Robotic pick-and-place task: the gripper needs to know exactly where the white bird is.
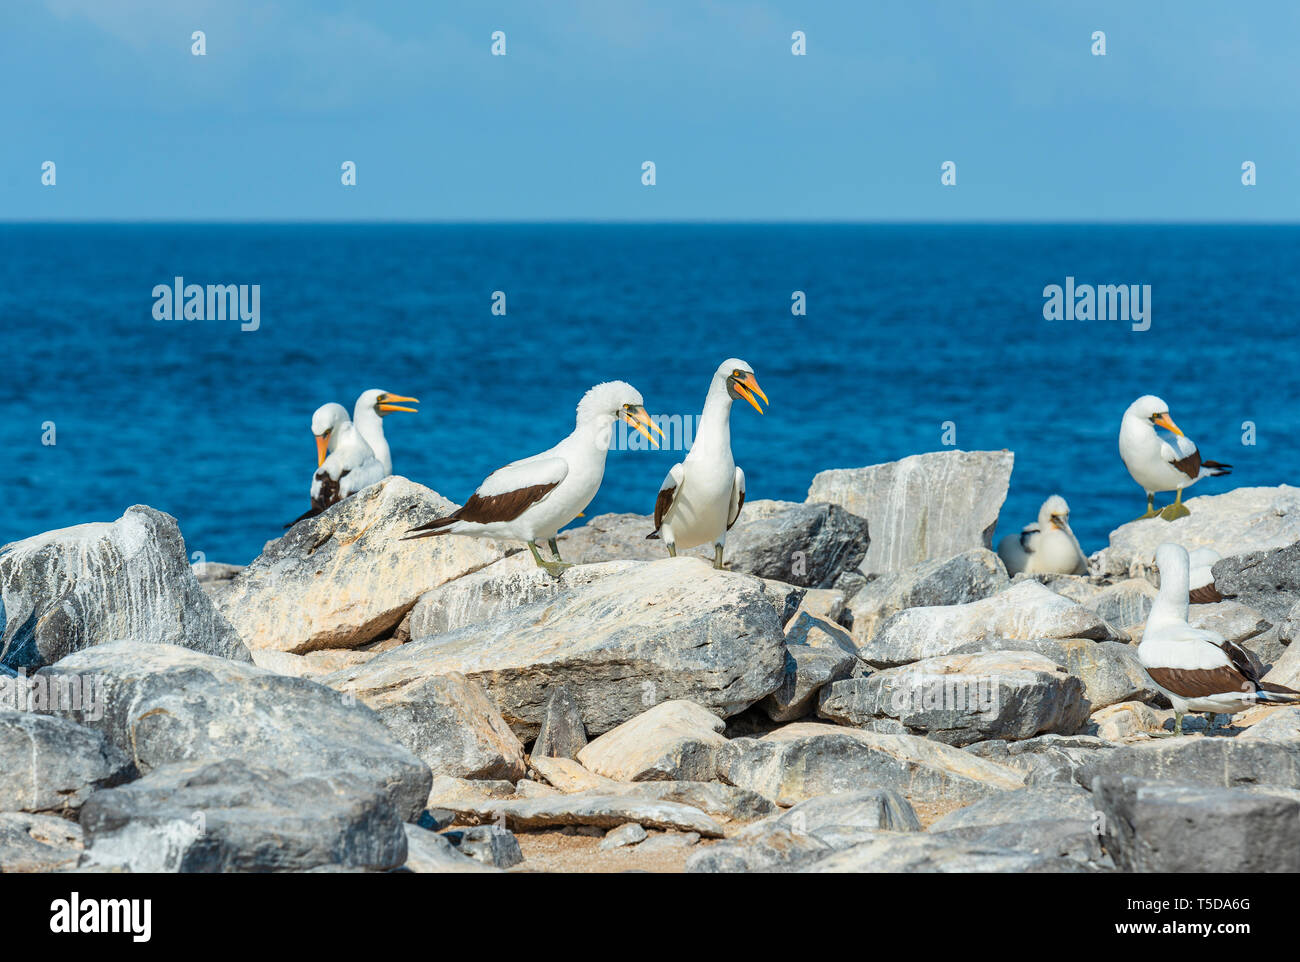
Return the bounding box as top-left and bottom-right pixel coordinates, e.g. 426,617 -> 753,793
1119,395 -> 1231,522
996,495 -> 1088,576
646,359 -> 768,569
404,381 -> 662,576
1187,546 -> 1223,604
1139,542 -> 1300,736
286,403 -> 386,527
352,388 -> 419,476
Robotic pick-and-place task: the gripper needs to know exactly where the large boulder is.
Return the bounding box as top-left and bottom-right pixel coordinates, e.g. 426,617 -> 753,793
816,650 -> 1089,746
38,641 -> 431,820
1095,486 -> 1300,579
1093,775 -> 1300,872
1211,542 -> 1300,623
929,784 -> 1095,832
800,833 -> 1092,873
1077,736 -> 1300,793
715,722 -> 1024,807
0,711 -> 133,814
861,581 -> 1126,668
0,506 -> 249,670
843,549 -> 1009,644
325,558 -> 787,741
217,477 -> 505,654
760,633 -> 858,723
78,759 -> 408,873
576,700 -> 727,782
807,450 -> 1014,578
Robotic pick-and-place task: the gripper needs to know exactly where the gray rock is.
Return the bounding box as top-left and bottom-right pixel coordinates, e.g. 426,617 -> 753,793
38,641 -> 431,821
1189,602 -> 1271,645
78,759 -> 408,872
1281,600 -> 1300,645
0,710 -> 133,814
801,832 -> 1093,873
1078,737 -> 1300,792
687,827 -> 834,873
576,700 -> 727,782
967,734 -> 1121,788
1212,541 -> 1300,623
1239,706 -> 1300,741
716,722 -> 1024,807
759,579 -> 808,626
600,822 -> 647,850
616,781 -> 777,821
1265,639 -> 1300,690
719,500 -> 870,589
0,505 -> 249,670
756,789 -> 921,848
402,824 -> 500,873
1085,579 -> 1157,629
863,581 -> 1126,668
533,686 -> 588,760
1095,486 -> 1300,580
948,637 -> 1159,711
1241,626 -> 1287,673
637,831 -> 700,854
1093,775 -> 1300,872
443,825 -> 524,868
342,670 -> 526,782
807,450 -> 1014,578
817,650 -> 1088,746
928,785 -> 1096,832
435,792 -> 725,837
928,819 -> 1110,870
761,639 -> 857,722
325,558 -> 786,741
0,812 -> 84,872
218,477 -> 505,654
844,549 -> 1009,645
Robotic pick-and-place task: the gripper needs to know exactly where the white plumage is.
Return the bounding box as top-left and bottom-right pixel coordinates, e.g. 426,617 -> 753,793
287,402 -> 386,527
648,358 -> 767,569
1119,395 -> 1231,520
405,381 -> 661,574
996,495 -> 1088,575
352,388 -> 419,476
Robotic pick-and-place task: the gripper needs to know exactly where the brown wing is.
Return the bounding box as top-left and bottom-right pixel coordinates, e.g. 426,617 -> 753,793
451,481 -> 560,525
727,487 -> 745,531
1170,448 -> 1202,481
652,482 -> 676,533
1146,663 -> 1254,699
1188,583 -> 1224,604
313,469 -> 345,512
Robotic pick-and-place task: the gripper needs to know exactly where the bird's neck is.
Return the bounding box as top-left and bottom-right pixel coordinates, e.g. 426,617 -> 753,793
692,383 -> 733,453
1149,565 -> 1190,627
353,407 -> 391,473
570,414 -> 617,464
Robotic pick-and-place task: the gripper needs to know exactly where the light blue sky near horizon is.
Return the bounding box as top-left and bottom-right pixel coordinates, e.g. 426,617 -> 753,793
3,0 -> 1298,222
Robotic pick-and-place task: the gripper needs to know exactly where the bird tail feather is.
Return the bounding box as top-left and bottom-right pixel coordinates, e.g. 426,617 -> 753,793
645,529 -> 660,540
1201,460 -> 1233,477
402,516 -> 457,541
1258,682 -> 1300,702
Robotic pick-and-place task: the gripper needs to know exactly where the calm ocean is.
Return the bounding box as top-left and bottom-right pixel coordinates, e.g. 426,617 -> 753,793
1,223 -> 1296,565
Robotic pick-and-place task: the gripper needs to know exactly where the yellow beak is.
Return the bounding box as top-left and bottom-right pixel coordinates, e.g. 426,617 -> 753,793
378,394 -> 420,414
733,372 -> 769,415
315,433 -> 330,467
1153,412 -> 1183,436
621,405 -> 664,447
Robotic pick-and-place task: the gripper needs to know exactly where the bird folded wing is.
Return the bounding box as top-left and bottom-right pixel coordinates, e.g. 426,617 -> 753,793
727,466 -> 746,530
1146,663 -> 1253,699
1160,433 -> 1202,480
652,463 -> 685,531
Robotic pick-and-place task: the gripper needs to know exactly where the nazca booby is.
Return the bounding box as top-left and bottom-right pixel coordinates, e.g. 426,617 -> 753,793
404,381 -> 662,576
352,389 -> 419,476
996,495 -> 1088,575
287,402 -> 386,527
1140,542 -> 1300,735
646,359 -> 768,569
1119,395 -> 1231,521
1187,547 -> 1223,604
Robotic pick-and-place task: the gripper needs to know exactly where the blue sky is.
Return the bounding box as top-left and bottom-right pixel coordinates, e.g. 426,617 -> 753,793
4,0 -> 1298,221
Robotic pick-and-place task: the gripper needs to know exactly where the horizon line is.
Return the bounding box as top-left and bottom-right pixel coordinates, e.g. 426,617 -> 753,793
3,218 -> 1300,227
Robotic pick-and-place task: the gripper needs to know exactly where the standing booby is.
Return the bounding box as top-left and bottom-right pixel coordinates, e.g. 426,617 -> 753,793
646,359 -> 768,569
1187,547 -> 1223,604
352,389 -> 419,476
1119,395 -> 1232,521
286,403 -> 386,527
403,381 -> 662,576
996,495 -> 1088,576
1139,542 -> 1300,735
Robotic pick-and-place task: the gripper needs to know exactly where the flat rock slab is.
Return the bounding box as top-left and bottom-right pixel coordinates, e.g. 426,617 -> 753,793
325,557 -> 787,741
968,734 -> 1121,788
928,785 -> 1096,832
0,812 -> 84,872
79,759 -> 408,873
1093,775 -> 1300,872
218,477 -> 505,654
818,650 -> 1088,746
1078,736 -> 1300,792
744,789 -> 921,850
845,549 -> 1009,645
687,827 -> 834,873
948,637 -> 1158,711
0,505 -> 249,670
716,722 -> 1024,807
1211,541 -> 1300,623
438,792 -> 725,838
863,581 -> 1126,668
38,641 -> 431,821
800,832 -> 1093,873
807,450 -> 1014,578
577,699 -> 726,782
0,710 -> 133,814
1096,486 -> 1300,579
402,824 -> 501,873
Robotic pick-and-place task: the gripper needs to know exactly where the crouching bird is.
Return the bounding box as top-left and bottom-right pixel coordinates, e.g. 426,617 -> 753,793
404,381 -> 661,577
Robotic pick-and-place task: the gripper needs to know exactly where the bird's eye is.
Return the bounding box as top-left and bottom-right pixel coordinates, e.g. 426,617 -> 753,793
732,370 -> 742,378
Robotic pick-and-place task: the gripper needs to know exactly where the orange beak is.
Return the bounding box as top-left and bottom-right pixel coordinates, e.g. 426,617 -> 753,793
733,372 -> 769,415
315,433 -> 330,467
620,404 -> 665,447
378,393 -> 420,415
1153,412 -> 1183,436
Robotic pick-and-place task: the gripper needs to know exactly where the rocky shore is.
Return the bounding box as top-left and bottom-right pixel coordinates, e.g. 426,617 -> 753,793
3,449 -> 1300,873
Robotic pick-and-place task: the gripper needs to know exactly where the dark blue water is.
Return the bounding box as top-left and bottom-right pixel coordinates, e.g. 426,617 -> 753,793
1,224 -> 1295,564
